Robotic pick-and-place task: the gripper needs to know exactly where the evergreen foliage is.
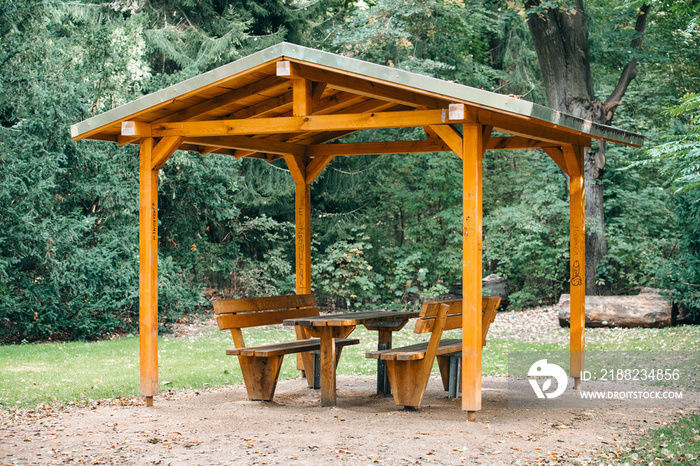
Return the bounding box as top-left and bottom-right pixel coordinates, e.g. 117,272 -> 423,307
1,0 -> 699,341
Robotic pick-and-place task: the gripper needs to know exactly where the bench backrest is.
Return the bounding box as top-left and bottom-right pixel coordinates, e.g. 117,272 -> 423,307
413,297 -> 501,345
213,294 -> 320,329
213,294 -> 320,348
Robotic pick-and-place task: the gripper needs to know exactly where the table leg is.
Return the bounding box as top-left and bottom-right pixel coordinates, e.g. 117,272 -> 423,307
377,328 -> 392,396
319,327 -> 336,406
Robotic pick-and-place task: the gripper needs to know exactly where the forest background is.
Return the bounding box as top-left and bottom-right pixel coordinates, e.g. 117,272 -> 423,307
1,0 -> 698,343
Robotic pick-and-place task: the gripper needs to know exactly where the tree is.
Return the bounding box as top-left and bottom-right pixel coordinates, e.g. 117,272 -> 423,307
523,0 -> 650,294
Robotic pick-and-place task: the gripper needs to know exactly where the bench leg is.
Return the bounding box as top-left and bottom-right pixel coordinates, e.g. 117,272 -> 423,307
437,355 -> 451,391
300,352 -> 316,388
237,355 -> 284,401
384,360 -> 429,408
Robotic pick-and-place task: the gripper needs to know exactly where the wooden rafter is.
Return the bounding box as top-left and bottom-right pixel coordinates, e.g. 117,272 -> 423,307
277,61 -> 442,109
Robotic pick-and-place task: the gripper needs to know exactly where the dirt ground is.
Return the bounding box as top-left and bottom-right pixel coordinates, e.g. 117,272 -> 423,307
2,307 -> 696,465
1,374 -> 696,466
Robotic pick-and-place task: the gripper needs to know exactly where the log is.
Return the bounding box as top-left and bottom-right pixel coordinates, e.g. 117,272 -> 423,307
558,290 -> 673,328
482,274 -> 509,309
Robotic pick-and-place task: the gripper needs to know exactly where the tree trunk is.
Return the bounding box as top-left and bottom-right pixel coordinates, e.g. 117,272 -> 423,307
558,290 -> 673,328
525,0 -> 650,295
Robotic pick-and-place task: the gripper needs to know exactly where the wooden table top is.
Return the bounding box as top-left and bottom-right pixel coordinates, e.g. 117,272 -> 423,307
284,310 -> 420,327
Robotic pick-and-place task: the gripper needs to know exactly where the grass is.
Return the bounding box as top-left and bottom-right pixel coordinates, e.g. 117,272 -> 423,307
2,321 -> 698,408
1,318 -> 698,463
616,414 -> 700,464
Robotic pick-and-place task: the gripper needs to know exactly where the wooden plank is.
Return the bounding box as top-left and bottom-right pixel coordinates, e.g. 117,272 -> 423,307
229,339 -> 321,356
227,93 -> 293,120
213,294 -> 317,314
567,145 -> 586,382
417,299 -> 462,319
138,138 -> 158,399
366,339 -> 462,361
462,122 -> 483,414
286,310 -> 420,327
153,76 -> 288,124
228,337 -> 360,357
216,307 -> 320,329
150,109 -> 473,138
414,297 -> 501,333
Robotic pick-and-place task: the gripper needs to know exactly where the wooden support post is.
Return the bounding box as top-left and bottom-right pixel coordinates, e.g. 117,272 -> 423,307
462,123 -> 484,419
139,138 -> 158,405
564,145 -> 586,387
295,181 -> 312,294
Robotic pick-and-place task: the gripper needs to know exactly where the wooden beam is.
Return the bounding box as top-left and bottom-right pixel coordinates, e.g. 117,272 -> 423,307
139,138 -> 158,404
306,139 -> 450,157
293,172 -> 312,295
277,61 -> 443,109
151,109 -> 473,138
153,76 -> 288,124
482,125 -> 493,155
311,82 -> 327,108
151,136 -> 184,170
117,135 -> 139,146
306,155 -> 334,183
293,78 -> 313,116
122,121 -> 151,138
542,147 -> 569,175
284,154 -> 308,186
462,122 -> 484,418
477,110 -> 591,147
429,124 -> 463,158
562,144 -> 584,179
181,135 -> 306,157
489,136 -> 561,150
565,144 -> 586,387
227,93 -> 293,120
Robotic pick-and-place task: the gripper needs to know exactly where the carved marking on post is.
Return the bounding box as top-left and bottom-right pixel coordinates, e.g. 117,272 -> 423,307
151,203 -> 157,241
571,260 -> 583,287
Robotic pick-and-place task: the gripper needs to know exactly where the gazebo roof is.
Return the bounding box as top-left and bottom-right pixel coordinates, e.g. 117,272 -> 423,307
70,42 -> 643,157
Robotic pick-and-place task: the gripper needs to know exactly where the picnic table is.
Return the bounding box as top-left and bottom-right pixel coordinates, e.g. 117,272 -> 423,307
284,310 -> 420,406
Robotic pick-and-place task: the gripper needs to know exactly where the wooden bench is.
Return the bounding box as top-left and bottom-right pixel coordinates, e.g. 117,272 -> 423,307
366,297 -> 500,409
213,294 -> 359,402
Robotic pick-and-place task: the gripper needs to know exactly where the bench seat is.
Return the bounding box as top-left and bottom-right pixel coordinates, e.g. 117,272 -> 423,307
364,297 -> 500,409
366,338 -> 461,361
228,337 -> 360,357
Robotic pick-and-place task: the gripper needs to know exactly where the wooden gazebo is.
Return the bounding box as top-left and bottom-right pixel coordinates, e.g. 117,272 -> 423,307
70,43 -> 643,417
